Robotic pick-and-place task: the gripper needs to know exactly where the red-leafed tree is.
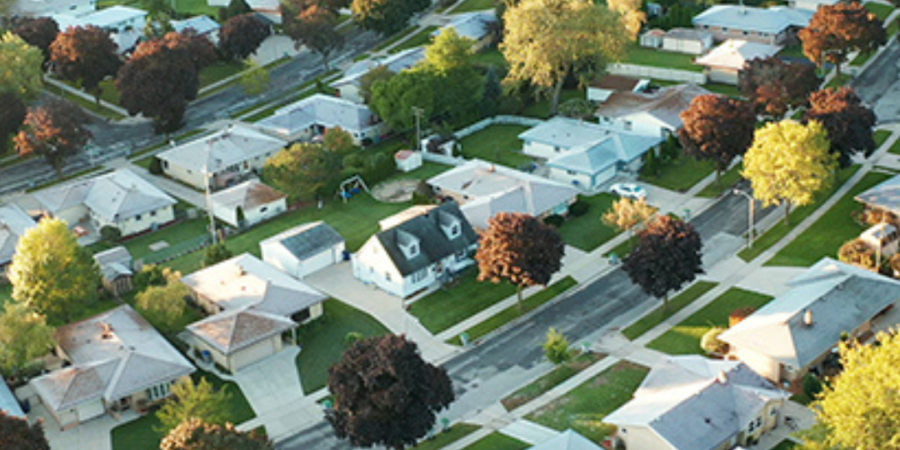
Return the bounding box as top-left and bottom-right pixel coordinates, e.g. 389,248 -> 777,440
218,14 -> 271,60
0,92 -> 26,155
326,335 -> 454,450
476,212 -> 566,309
739,56 -> 820,117
50,25 -> 121,102
622,215 -> 703,306
287,5 -> 344,70
805,86 -> 877,168
0,411 -> 50,450
14,99 -> 92,178
162,28 -> 217,72
799,1 -> 886,77
13,17 -> 59,63
678,94 -> 756,180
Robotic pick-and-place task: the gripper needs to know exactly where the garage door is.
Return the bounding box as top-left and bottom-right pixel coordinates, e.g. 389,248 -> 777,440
76,400 -> 106,422
232,337 -> 279,371
300,248 -> 337,278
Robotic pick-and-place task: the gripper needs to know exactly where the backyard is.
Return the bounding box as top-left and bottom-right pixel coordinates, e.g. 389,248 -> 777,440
625,45 -> 702,72
556,194 -> 620,252
646,287 -> 773,355
458,124 -> 534,169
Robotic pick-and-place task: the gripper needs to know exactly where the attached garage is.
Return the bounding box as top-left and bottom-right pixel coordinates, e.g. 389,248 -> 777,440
261,221 -> 346,279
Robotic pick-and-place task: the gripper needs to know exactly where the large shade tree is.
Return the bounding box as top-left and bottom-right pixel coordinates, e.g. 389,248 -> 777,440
326,334 -> 454,450
50,25 -> 121,102
351,0 -> 430,35
0,92 -> 26,155
742,120 -> 837,225
0,411 -> 50,450
678,94 -> 756,180
263,142 -> 342,202
501,0 -> 628,115
161,418 -> 273,450
804,86 -> 877,168
799,1 -> 885,77
15,99 -> 92,178
0,303 -> 54,377
0,32 -> 44,101
739,56 -> 820,117
219,13 -> 271,60
12,17 -> 60,63
156,378 -> 232,434
622,215 -> 703,306
287,5 -> 344,70
476,212 -> 566,309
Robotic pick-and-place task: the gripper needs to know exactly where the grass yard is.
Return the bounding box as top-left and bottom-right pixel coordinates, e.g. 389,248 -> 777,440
501,351 -> 604,411
447,277 -> 578,345
413,424 -> 480,450
452,0 -> 496,13
92,218 -> 210,262
410,270 -> 517,334
889,137 -> 900,155
461,432 -> 528,450
295,299 -> 390,394
625,45 -> 702,72
621,281 -> 718,340
522,89 -> 583,119
557,194 -> 620,252
876,129 -> 893,149
526,361 -> 649,444
640,151 -> 715,192
738,165 -> 861,262
0,283 -> 10,310
766,171 -> 892,267
458,124 -> 534,169
389,26 -> 439,54
696,163 -> 744,198
865,2 -> 895,20
826,73 -> 852,89
890,16 -> 900,37
44,84 -> 126,121
778,44 -> 812,63
849,50 -> 876,67
199,61 -> 245,88
772,441 -> 797,450
647,287 -> 773,355
472,49 -> 508,68
703,83 -> 743,98
372,26 -> 417,53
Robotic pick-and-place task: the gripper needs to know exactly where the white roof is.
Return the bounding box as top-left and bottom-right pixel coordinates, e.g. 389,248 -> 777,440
94,246 -> 133,280
0,204 -> 36,266
692,5 -> 812,34
156,124 -> 286,174
81,5 -> 146,27
256,94 -> 378,137
210,180 -> 285,211
331,47 -> 427,88
0,378 -> 24,418
11,0 -> 95,17
695,39 -> 782,70
547,133 -> 661,174
432,11 -> 497,41
519,117 -> 616,149
33,168 -> 176,223
171,15 -> 221,35
528,430 -> 603,450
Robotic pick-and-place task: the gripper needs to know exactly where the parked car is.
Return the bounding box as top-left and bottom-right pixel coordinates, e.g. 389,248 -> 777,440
610,183 -> 647,200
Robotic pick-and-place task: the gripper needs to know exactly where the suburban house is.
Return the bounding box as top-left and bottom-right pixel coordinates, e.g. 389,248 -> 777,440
692,4 -> 812,45
54,6 -> 148,53
431,11 -> 497,50
528,430 -> 602,450
261,221 -> 346,280
331,47 -> 426,103
10,0 -> 96,19
1,378 -> 24,418
180,253 -> 328,371
606,356 -> 788,450
156,123 -> 287,190
789,0 -> 839,11
94,246 -> 134,296
587,75 -> 650,103
32,168 -> 177,239
640,28 -> 714,55
172,15 -> 221,44
352,202 -> 478,298
695,39 -> 782,84
0,204 -> 36,274
719,258 -> 900,384
256,94 -> 385,145
210,180 -> 287,228
427,159 -> 580,228
855,173 -> 900,217
595,84 -> 710,138
28,305 -> 195,429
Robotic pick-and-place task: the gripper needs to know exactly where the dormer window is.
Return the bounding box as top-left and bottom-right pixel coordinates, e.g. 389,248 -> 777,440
396,229 -> 420,259
438,211 -> 462,240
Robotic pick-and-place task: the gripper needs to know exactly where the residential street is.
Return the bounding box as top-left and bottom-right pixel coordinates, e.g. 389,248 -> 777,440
854,38 -> 900,123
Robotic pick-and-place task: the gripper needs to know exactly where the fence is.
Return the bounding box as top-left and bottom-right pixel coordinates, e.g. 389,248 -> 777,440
452,115 -> 545,140
607,63 -> 708,84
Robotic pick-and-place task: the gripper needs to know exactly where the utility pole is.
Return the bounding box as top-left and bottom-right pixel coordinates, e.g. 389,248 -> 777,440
412,106 -> 424,151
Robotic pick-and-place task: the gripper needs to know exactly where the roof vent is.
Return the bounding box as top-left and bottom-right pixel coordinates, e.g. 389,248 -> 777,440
717,370 -> 728,384
803,310 -> 814,327
100,322 -> 114,340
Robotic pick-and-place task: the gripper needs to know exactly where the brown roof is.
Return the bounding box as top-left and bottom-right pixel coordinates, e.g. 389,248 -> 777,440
591,75 -> 643,91
187,309 -> 295,355
596,84 -> 710,129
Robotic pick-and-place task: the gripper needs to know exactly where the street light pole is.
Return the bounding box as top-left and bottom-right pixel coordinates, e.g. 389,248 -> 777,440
733,188 -> 755,249
412,106 -> 424,151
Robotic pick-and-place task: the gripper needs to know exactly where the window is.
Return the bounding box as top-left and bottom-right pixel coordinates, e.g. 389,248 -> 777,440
260,206 -> 268,213
148,382 -> 171,401
722,27 -> 729,32
411,269 -> 428,283
135,214 -> 142,221
385,272 -> 391,281
624,121 -> 633,131
770,408 -> 778,416
150,210 -> 156,217
567,170 -> 577,175
163,160 -> 169,169
554,146 -> 561,153
742,31 -> 748,36
748,421 -> 755,433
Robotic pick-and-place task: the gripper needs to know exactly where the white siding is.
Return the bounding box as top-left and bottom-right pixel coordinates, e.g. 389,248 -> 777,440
96,205 -> 176,236
352,238 -> 407,297
214,197 -> 286,228
75,399 -> 105,422
548,168 -> 594,190
732,346 -> 783,383
522,141 -> 562,159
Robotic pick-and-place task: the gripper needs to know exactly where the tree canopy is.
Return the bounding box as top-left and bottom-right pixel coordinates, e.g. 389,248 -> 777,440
8,217 -> 100,325
287,5 -> 344,70
50,25 -> 122,101
13,17 -> 60,63
263,142 -> 342,202
423,28 -> 474,74
350,0 -> 430,35
0,303 -> 54,376
602,197 -> 656,236
0,92 -> 26,155
799,1 -> 885,76
501,0 -> 628,115
219,14 -> 271,60
0,32 -> 44,101
157,378 -> 232,434
805,86 -> 877,168
0,411 -> 50,450
327,334 -> 454,449
739,56 -> 819,117
742,120 -> 837,225
607,0 -> 645,40
240,59 -> 270,95
622,215 -> 703,305
678,94 -> 756,178
15,99 -> 92,178
135,269 -> 189,332
161,418 -> 273,450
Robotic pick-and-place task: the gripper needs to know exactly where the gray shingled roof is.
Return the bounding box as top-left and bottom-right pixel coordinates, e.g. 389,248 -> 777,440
0,204 -> 36,266
262,221 -> 344,262
856,174 -> 900,214
528,430 -> 602,450
187,309 -> 295,355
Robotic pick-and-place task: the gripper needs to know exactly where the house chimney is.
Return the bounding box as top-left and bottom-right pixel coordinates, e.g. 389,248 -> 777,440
803,310 -> 814,327
100,322 -> 114,340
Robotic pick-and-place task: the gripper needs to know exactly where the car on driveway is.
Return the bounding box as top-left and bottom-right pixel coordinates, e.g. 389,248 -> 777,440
610,183 -> 647,200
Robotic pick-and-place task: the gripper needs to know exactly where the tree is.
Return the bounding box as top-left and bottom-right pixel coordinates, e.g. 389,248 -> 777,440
678,94 -> 756,180
476,212 -> 566,309
742,120 -> 837,225
0,92 -> 26,155
8,217 -> 100,324
13,17 -> 60,63
240,59 -> 270,95
543,327 -> 572,365
838,238 -> 877,270
351,0 -> 430,35
558,98 -> 595,120
700,327 -> 728,355
287,5 -> 344,70
203,242 -> 233,267
162,28 -> 217,72
0,32 -> 44,101
135,269 -> 189,331
602,197 -> 656,237
805,86 -> 877,168
0,303 -> 54,376
225,0 -> 252,18
423,28 -> 473,74
359,66 -> 394,105
799,1 -> 885,77
134,264 -> 168,292
15,99 -> 92,178
501,0 -> 628,115
161,418 -> 273,450
607,0 -> 646,40
326,334 -> 454,450
219,14 -> 271,60
50,25 -> 122,102
263,142 -> 342,201
478,64 -> 502,117
622,215 -> 703,306
157,378 -> 232,434
0,411 -> 51,450
322,126 -> 355,154
739,56 -> 820,118
369,69 -> 436,131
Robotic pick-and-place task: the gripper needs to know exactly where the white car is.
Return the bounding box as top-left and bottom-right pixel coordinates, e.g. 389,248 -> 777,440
610,183 -> 647,200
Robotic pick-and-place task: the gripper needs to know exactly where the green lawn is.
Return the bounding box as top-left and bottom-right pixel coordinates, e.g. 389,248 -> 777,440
557,194 -> 620,251
875,130 -> 893,149
409,270 -> 517,334
461,432 -> 528,450
826,73 -> 852,89
865,2 -> 895,20
526,361 -> 649,444
501,351 -> 603,411
766,171 -> 892,267
458,124 -> 534,169
471,48 -> 507,68
0,283 -> 11,310
413,424 -> 480,450
452,0 -> 496,13
772,440 -> 797,450
372,26 -> 417,53
640,152 -> 715,192
43,84 -> 126,121
889,137 -> 900,155
447,277 -> 578,345
389,26 -> 439,54
778,44 -> 812,63
850,50 -> 876,67
738,165 -> 861,262
696,163 -> 744,198
199,61 -> 245,89
889,16 -> 900,37
621,281 -> 718,340
625,45 -> 702,72
647,287 -> 773,355
296,299 -> 390,394
92,218 -> 210,262
703,83 -> 743,98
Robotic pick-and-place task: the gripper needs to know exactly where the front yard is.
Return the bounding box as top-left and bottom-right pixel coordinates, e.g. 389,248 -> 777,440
621,281 -> 718,340
458,124 -> 535,169
639,150 -> 715,192
556,194 -> 620,252
461,432 -> 528,450
409,270 -> 517,334
646,287 -> 773,355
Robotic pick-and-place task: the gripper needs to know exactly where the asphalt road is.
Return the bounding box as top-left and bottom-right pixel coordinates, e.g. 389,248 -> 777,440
853,38 -> 900,124
277,190 -> 778,450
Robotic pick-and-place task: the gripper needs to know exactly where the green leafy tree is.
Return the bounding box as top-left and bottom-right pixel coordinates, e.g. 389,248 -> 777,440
622,215 -> 703,307
322,126 -> 356,155
0,303 -> 54,376
264,142 -> 342,201
370,69 -> 437,131
478,64 -> 502,117
15,99 -> 93,178
135,269 -> 189,332
225,0 -> 252,18
156,378 -> 232,434
8,217 -> 101,324
543,327 -> 572,365
240,59 -> 270,95
0,32 -> 44,101
203,242 -> 233,267
0,412 -> 50,450
50,25 -> 122,102
350,0 -> 430,35
359,65 -> 394,105
161,418 -> 273,450
0,92 -> 26,156
134,264 -> 167,292
423,28 -> 473,74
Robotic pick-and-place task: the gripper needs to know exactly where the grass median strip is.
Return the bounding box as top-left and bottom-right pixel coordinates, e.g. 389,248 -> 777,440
412,423 -> 480,450
461,432 -> 528,450
621,281 -> 718,340
501,351 -> 604,411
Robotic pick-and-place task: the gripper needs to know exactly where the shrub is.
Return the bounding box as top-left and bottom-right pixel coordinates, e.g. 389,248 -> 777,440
543,214 -> 565,228
701,327 -> 728,355
568,200 -> 589,217
203,242 -> 233,267
344,332 -> 363,347
148,156 -> 163,175
838,238 -> 877,270
544,327 -> 572,365
100,225 -> 122,242
803,373 -> 823,399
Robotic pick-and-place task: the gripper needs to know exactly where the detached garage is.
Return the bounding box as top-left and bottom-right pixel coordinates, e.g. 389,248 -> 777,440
186,310 -> 295,373
261,221 -> 345,279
